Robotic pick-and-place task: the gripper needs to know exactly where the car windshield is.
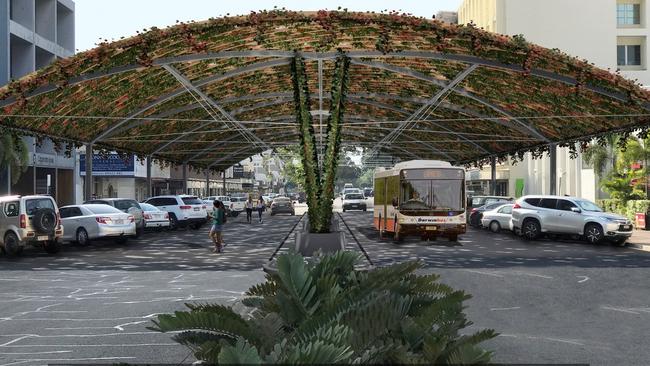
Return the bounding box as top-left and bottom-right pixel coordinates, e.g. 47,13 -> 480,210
576,200 -> 603,212
275,198 -> 290,202
232,197 -> 246,202
86,205 -> 121,214
139,203 -> 159,211
471,197 -> 485,206
345,194 -> 364,200
25,198 -> 55,215
182,197 -> 202,205
401,179 -> 464,211
114,200 -> 139,211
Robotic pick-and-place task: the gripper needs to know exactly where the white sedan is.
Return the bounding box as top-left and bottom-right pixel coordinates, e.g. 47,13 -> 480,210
139,203 -> 170,230
59,204 -> 136,246
480,203 -> 514,233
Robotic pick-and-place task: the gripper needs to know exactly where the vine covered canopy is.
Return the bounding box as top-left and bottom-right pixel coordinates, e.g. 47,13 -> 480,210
2,10 -> 650,169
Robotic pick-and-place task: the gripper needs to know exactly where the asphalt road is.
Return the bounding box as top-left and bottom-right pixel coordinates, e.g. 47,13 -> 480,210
1,202 -> 649,365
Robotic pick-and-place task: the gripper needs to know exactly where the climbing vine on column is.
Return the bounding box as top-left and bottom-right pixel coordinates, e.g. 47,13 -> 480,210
290,52 -> 351,233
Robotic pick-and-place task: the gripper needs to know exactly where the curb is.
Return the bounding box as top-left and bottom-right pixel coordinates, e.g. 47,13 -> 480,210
626,242 -> 650,252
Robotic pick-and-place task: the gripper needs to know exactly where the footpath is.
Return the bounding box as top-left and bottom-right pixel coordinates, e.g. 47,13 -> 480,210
628,230 -> 650,252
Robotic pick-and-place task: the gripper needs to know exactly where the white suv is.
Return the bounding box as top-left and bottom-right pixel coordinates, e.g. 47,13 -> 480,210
0,195 -> 63,255
144,195 -> 207,230
510,195 -> 633,245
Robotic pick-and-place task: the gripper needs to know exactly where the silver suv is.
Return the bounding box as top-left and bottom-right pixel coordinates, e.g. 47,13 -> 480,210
0,195 -> 63,255
510,195 -> 633,245
84,198 -> 145,237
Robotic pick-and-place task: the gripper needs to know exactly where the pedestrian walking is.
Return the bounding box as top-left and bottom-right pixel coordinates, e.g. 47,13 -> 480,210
245,196 -> 254,224
256,196 -> 265,224
209,200 -> 226,253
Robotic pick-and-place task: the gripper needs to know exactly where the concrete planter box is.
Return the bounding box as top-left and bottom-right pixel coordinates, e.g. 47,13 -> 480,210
294,217 -> 347,256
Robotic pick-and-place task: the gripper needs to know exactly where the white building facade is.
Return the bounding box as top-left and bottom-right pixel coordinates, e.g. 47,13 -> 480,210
458,0 -> 650,200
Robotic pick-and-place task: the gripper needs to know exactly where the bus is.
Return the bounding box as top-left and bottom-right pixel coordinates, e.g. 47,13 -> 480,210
374,160 -> 467,242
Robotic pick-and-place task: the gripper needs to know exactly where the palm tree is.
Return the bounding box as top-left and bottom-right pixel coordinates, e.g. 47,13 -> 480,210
583,134 -> 619,179
0,134 -> 29,185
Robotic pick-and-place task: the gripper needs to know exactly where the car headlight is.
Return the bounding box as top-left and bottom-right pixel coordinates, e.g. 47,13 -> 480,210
600,217 -> 617,222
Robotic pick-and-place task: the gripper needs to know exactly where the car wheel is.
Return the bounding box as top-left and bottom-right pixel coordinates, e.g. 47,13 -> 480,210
609,236 -> 627,247
489,221 -> 501,233
448,235 -> 458,242
191,224 -> 202,230
135,223 -> 144,239
342,208 -> 346,212
231,211 -> 240,218
115,237 -> 128,245
3,232 -> 23,256
521,219 -> 541,240
43,240 -> 60,254
169,214 -> 179,231
76,228 -> 90,247
585,223 -> 604,244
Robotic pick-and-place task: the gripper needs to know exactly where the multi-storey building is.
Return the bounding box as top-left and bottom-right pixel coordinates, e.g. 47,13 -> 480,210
458,0 -> 650,200
0,0 -> 76,204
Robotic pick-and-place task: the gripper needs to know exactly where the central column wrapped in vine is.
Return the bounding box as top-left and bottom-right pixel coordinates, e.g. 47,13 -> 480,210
290,52 -> 350,233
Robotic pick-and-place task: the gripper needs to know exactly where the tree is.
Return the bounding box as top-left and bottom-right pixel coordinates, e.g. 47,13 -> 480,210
0,133 -> 29,185
598,137 -> 649,201
355,168 -> 375,188
583,134 -> 619,179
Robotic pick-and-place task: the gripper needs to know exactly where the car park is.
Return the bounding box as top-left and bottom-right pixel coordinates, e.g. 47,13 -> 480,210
84,198 -> 145,238
469,201 -> 513,228
481,203 -> 514,233
139,203 -> 170,230
59,204 -> 136,245
270,196 -> 295,215
342,193 -> 367,212
144,195 -> 207,230
0,195 -> 63,255
466,195 -> 513,223
510,195 -> 633,245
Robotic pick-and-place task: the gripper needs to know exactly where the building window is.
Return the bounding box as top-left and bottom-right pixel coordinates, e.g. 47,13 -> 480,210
618,44 -> 642,65
617,3 -> 641,25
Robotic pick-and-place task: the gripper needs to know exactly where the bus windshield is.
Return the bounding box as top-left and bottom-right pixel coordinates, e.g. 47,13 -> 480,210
401,179 -> 464,211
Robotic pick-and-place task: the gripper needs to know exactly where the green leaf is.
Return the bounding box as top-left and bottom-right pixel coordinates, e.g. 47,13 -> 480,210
218,337 -> 263,364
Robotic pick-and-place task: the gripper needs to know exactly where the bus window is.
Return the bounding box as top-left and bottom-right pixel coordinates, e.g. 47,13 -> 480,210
374,178 -> 385,206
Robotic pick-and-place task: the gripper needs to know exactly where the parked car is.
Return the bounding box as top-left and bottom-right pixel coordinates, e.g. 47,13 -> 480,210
270,196 -> 295,216
467,195 -> 513,223
0,195 -> 63,255
84,198 -> 145,238
481,203 -> 515,233
144,195 -> 207,230
262,195 -> 273,208
59,204 -> 136,246
510,195 -> 633,245
203,196 -> 233,217
363,187 -> 374,198
469,201 -> 513,228
139,203 -> 170,231
230,197 -> 247,216
342,193 -> 367,212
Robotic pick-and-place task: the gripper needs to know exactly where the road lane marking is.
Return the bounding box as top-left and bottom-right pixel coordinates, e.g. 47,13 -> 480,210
602,306 -> 640,314
490,307 -> 521,311
577,276 -> 589,283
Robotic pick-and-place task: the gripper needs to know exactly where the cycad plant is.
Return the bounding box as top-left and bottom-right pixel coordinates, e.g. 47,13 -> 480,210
150,251 -> 497,364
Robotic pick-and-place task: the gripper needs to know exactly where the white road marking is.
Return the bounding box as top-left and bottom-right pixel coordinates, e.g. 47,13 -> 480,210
577,276 -> 590,283
0,343 -> 178,348
0,351 -> 72,355
602,306 -> 640,314
114,320 -> 147,331
0,357 -> 136,366
490,307 -> 521,311
463,269 -> 504,277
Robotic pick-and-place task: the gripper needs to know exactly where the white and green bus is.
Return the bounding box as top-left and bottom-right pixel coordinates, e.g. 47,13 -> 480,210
374,160 -> 467,242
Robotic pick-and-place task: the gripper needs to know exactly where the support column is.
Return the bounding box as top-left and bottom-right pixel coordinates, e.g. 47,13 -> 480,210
146,156 -> 152,199
84,144 -> 93,201
222,171 -> 227,196
490,156 -> 497,196
182,163 -> 188,195
205,170 -> 210,197
549,143 -> 557,196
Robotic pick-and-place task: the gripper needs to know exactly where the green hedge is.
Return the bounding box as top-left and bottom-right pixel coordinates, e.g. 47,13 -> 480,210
597,199 -> 650,223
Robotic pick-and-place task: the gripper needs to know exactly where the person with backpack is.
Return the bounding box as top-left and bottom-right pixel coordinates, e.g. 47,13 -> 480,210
209,200 -> 226,253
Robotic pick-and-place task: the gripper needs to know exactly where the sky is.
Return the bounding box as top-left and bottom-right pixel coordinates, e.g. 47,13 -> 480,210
74,0 -> 463,51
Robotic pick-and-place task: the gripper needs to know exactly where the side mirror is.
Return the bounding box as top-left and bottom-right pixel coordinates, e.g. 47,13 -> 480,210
571,207 -> 581,213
